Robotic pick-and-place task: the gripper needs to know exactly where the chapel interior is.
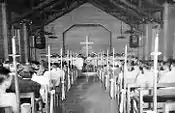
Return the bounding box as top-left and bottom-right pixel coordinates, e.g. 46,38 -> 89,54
0,0 -> 175,113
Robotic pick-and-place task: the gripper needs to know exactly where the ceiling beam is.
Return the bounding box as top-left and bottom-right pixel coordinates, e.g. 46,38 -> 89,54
89,0 -> 142,32
109,0 -> 142,20
11,0 -> 61,24
118,0 -> 162,24
147,0 -> 163,8
35,0 -> 66,16
32,0 -> 86,31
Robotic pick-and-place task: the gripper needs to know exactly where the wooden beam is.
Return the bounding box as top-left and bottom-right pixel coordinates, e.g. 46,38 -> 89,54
32,0 -> 86,31
11,0 -> 58,24
118,0 -> 162,24
37,0 -> 66,14
110,0 -> 142,20
89,0 -> 142,32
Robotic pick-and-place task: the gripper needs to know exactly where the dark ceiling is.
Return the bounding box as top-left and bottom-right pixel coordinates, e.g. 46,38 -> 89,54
4,0 -> 174,32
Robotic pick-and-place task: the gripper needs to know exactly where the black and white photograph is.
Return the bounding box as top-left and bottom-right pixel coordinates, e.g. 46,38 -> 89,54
0,0 -> 175,113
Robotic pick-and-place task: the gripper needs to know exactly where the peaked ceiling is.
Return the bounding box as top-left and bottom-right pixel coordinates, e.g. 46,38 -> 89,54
6,0 -> 173,32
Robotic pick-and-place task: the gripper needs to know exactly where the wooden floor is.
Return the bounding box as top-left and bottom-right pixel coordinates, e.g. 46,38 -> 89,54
56,75 -> 118,113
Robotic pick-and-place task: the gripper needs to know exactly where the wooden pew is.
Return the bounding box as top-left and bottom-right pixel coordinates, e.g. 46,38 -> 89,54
20,92 -> 35,113
0,106 -> 12,113
127,83 -> 175,113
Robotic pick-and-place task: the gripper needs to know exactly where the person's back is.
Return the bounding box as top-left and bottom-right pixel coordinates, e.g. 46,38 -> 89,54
159,61 -> 175,83
0,67 -> 17,113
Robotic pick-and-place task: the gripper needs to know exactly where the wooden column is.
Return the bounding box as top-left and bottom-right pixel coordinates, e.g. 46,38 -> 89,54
173,29 -> 175,59
163,3 -> 168,61
144,24 -> 149,60
1,3 -> 9,61
22,23 -> 29,63
151,28 -> 156,60
15,29 -> 22,62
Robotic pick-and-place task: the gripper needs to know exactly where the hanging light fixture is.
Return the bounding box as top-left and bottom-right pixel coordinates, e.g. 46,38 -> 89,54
48,26 -> 58,39
117,20 -> 126,39
124,27 -> 137,34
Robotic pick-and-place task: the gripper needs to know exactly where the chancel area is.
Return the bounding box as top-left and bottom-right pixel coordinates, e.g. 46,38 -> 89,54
1,0 -> 175,113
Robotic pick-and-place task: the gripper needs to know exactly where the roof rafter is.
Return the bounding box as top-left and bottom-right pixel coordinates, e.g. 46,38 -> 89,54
89,0 -> 141,32
32,0 -> 86,31
118,0 -> 162,24
109,0 -> 142,20
11,0 -> 64,24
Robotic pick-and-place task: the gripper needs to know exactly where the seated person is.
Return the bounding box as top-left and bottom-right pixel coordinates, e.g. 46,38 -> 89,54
159,60 -> 175,83
0,67 -> 17,113
7,64 -> 41,98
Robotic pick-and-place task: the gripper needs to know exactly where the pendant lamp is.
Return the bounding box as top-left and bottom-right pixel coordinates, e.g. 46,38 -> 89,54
117,20 -> 126,39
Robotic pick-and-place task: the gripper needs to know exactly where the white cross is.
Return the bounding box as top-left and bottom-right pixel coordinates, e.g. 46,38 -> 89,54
9,36 -> 20,113
80,36 -> 94,57
150,29 -> 161,113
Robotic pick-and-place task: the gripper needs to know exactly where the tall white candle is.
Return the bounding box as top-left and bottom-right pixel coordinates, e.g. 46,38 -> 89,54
12,37 -> 16,54
113,48 -> 115,77
124,45 -> 127,90
153,32 -> 159,112
107,50 -> 109,75
60,48 -> 63,70
48,45 -> 51,86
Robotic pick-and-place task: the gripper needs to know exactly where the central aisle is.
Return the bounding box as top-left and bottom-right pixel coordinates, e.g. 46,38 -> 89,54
60,75 -> 118,113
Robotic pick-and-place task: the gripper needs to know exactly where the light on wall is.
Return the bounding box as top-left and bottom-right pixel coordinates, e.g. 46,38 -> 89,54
48,26 -> 58,39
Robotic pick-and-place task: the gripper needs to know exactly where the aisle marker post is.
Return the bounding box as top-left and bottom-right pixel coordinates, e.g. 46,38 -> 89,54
100,51 -> 103,80
70,51 -> 73,84
46,45 -> 51,88
113,48 -> 115,78
124,45 -> 127,95
151,27 -> 161,113
67,50 -> 71,91
107,49 -> 109,75
61,48 -> 65,100
46,45 -> 55,113
9,36 -> 20,113
120,45 -> 127,113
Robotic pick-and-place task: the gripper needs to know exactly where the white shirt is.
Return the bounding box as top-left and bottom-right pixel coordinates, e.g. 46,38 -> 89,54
159,68 -> 175,83
43,68 -> 65,86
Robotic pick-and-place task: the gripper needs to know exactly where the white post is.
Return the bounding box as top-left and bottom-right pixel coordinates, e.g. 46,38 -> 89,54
113,48 -> 115,78
67,50 -> 71,91
123,45 -> 128,113
110,48 -> 115,99
47,45 -> 51,87
45,45 -> 53,113
107,50 -> 109,75
100,51 -> 103,81
86,37 -> 88,57
70,51 -> 74,84
9,37 -> 20,113
151,28 -> 161,113
102,51 -> 104,68
124,45 -> 127,91
61,48 -> 65,100
145,24 -> 149,60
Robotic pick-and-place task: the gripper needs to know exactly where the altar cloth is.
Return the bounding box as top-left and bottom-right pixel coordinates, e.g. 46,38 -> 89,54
81,72 -> 97,76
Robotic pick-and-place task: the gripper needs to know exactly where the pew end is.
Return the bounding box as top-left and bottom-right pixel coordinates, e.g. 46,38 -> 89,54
20,92 -> 35,113
163,102 -> 175,113
0,106 -> 12,113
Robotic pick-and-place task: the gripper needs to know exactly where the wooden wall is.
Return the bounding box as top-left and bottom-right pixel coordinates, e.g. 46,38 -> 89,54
39,3 -> 130,61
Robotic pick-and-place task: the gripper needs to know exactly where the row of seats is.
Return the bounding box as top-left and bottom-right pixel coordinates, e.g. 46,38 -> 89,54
0,68 -> 79,113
